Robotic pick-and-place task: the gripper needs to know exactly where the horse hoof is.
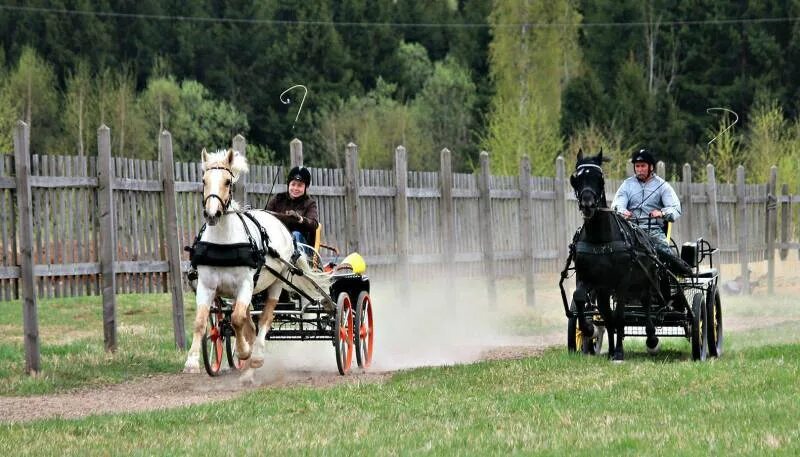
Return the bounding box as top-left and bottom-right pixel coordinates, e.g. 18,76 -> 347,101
646,337 -> 661,355
611,358 -> 625,364
183,356 -> 201,373
249,357 -> 264,369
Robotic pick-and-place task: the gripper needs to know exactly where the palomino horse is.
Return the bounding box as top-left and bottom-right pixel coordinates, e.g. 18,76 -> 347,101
183,148 -> 332,379
569,150 -> 663,361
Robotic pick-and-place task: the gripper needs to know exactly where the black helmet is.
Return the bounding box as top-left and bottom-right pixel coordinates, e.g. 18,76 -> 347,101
287,166 -> 311,187
630,148 -> 656,166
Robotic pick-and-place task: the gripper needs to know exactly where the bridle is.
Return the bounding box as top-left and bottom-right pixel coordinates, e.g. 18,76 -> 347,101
571,163 -> 607,213
203,166 -> 234,213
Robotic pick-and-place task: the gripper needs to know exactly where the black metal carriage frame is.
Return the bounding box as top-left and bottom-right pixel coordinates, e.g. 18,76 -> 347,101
559,237 -> 724,360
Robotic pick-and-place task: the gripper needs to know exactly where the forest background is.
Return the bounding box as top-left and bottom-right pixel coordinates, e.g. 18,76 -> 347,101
1,0 -> 800,187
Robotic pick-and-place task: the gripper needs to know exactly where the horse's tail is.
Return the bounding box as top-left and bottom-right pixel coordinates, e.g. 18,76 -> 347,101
293,255 -> 333,301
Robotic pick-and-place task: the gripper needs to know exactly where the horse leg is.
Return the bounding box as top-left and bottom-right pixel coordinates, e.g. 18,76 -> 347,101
183,285 -> 214,373
612,305 -> 625,362
573,283 -> 599,339
231,283 -> 256,361
645,297 -> 660,354
250,284 -> 282,369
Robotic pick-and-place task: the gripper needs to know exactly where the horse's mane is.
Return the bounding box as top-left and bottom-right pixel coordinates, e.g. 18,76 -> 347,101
202,148 -> 249,183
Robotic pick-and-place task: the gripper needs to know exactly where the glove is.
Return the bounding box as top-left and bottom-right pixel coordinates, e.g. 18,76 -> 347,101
285,210 -> 303,223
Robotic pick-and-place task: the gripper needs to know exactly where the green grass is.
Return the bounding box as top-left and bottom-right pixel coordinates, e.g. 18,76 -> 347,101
0,294 -> 188,395
0,341 -> 798,456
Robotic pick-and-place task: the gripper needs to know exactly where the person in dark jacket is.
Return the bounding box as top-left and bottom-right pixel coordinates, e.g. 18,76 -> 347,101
266,166 -> 319,251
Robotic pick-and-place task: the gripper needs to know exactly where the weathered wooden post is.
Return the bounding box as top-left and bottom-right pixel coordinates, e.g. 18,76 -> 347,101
519,155 -> 535,307
779,183 -> 789,260
554,157 -> 568,262
160,130 -> 186,350
478,151 -> 497,307
682,164 -> 693,242
705,164 -> 721,253
97,125 -> 117,352
439,148 -> 455,280
766,166 -> 777,295
656,160 -> 666,178
232,134 -> 248,205
14,121 -> 40,373
394,146 -> 410,295
344,143 -> 360,255
290,138 -> 303,167
736,165 -> 749,295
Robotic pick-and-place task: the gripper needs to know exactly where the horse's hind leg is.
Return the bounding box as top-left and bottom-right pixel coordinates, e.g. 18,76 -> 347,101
250,283 -> 282,369
184,286 -> 214,373
611,306 -> 625,362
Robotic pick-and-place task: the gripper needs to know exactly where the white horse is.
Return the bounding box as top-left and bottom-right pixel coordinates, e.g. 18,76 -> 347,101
183,148 -> 332,379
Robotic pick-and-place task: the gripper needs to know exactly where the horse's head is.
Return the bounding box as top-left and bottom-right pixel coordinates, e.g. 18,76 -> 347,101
201,148 -> 248,225
570,149 -> 609,219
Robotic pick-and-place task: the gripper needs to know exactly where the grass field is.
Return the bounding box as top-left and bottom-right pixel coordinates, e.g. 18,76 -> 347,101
0,339 -> 798,456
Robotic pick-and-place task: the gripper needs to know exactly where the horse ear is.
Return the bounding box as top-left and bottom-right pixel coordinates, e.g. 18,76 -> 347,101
226,148 -> 235,164
577,148 -> 584,161
201,148 -> 209,170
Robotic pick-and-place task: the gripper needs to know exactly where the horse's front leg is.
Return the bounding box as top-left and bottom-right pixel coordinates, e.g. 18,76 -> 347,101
573,282 -> 599,339
184,285 -> 214,373
645,293 -> 660,354
231,280 -> 256,362
250,283 -> 282,369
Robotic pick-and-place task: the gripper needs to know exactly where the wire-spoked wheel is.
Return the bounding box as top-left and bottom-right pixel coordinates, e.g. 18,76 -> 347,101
706,288 -> 723,357
334,292 -> 354,375
201,306 -> 226,376
691,292 -> 708,361
354,291 -> 374,368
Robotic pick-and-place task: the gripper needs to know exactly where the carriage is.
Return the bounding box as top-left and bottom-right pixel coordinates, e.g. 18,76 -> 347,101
562,150 -> 723,361
199,228 -> 374,377
560,232 -> 723,361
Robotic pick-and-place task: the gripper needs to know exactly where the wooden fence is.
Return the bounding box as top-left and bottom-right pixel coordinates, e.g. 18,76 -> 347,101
5,121 -> 800,372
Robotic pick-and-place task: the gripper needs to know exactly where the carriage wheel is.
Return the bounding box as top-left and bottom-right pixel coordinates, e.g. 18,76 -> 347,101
334,292 -> 354,375
706,289 -> 723,357
201,307 -> 225,376
583,324 -> 604,355
691,292 -> 708,361
354,291 -> 374,368
567,299 -> 603,355
224,326 -> 243,371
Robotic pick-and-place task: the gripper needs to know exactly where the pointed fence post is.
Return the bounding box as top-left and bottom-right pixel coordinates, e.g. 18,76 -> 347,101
766,166 -> 777,295
736,166 -> 749,295
706,164 -> 721,253
394,146 -> 410,294
14,121 -> 40,373
439,148 -> 455,282
554,157 -> 568,262
344,143 -> 360,255
519,155 -> 535,307
97,125 -> 117,352
478,151 -> 497,307
161,130 -> 186,350
290,138 -> 303,167
232,134 -> 248,205
779,183 -> 789,261
682,164 -> 693,242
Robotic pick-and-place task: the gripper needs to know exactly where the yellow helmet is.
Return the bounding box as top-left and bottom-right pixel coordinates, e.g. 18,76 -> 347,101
338,252 -> 366,274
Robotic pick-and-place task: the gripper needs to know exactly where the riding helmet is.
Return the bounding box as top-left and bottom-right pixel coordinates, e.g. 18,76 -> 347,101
630,148 -> 656,166
287,166 -> 311,187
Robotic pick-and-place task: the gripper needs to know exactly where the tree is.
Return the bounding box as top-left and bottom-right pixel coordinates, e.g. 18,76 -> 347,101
388,41 -> 434,102
483,0 -> 581,175
63,60 -> 93,156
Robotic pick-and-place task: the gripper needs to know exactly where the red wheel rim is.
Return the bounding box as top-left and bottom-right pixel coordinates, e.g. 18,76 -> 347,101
337,293 -> 354,374
359,294 -> 374,367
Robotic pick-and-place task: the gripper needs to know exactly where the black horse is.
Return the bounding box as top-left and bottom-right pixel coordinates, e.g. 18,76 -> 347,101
568,150 -> 666,361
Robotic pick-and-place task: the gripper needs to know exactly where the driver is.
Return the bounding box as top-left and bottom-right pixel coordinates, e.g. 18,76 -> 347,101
266,166 -> 319,256
612,148 -> 692,275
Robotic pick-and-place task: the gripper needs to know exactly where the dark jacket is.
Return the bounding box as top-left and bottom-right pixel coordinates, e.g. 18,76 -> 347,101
266,192 -> 319,244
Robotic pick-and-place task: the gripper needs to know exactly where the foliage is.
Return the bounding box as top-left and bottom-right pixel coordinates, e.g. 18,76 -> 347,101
705,111 -> 742,184
63,61 -> 94,156
565,122 -> 628,179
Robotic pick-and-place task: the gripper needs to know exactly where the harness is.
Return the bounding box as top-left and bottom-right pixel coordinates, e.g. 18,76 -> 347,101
203,166 -> 235,213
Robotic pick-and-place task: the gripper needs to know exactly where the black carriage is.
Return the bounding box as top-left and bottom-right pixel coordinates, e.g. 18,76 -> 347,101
199,230 -> 374,377
561,235 -> 723,361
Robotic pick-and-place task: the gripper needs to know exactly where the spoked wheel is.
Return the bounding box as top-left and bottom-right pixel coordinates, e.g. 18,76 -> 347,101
583,324 -> 604,355
224,324 -> 243,371
706,288 -> 723,357
334,292 -> 354,375
354,291 -> 374,368
691,292 -> 708,361
201,306 -> 225,376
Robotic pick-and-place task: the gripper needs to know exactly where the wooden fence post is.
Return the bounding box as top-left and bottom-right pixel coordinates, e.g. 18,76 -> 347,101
766,166 -> 777,295
439,148 -> 455,281
554,157 -> 567,261
344,143 -> 360,254
736,166 -> 749,295
290,138 -> 303,167
656,160 -> 666,178
14,121 -> 40,373
478,151 -> 497,307
232,134 -> 248,205
519,155 -> 535,307
706,164 -> 721,252
97,125 -> 117,352
394,146 -> 410,292
780,183 -> 789,260
682,164 -> 693,242
160,130 -> 186,350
